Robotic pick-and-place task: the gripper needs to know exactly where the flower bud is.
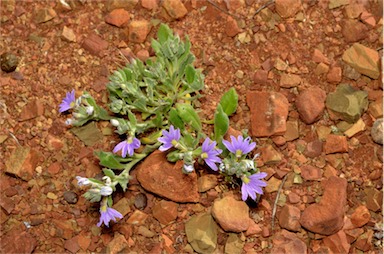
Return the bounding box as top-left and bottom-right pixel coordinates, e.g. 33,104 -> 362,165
182,164 -> 194,174
110,119 -> 120,127
86,106 -> 94,115
100,186 -> 113,196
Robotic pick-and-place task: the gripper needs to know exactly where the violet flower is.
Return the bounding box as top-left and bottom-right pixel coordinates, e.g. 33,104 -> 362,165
113,137 -> 141,157
241,172 -> 268,201
200,137 -> 222,171
158,125 -> 181,151
223,135 -> 256,158
76,176 -> 91,186
59,89 -> 76,113
97,206 -> 123,227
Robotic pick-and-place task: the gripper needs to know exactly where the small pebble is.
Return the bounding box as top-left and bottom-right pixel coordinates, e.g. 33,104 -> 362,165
371,118 -> 383,145
134,193 -> 147,210
1,52 -> 19,73
63,191 -> 78,204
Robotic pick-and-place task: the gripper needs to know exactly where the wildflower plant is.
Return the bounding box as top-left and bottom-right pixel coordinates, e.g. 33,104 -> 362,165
59,24 -> 267,227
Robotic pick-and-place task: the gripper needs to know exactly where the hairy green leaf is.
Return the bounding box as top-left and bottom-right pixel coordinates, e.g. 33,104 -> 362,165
95,151 -> 125,169
214,104 -> 229,142
219,88 -> 238,116
176,103 -> 201,132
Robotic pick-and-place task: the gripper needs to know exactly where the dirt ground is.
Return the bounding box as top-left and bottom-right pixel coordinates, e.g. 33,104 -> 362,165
0,0 -> 383,253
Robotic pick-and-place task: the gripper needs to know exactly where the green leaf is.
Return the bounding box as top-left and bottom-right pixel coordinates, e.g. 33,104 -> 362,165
157,23 -> 171,44
95,151 -> 125,169
185,65 -> 196,84
169,108 -> 184,130
219,88 -> 238,116
117,178 -> 129,191
214,104 -> 229,142
102,168 -> 116,179
176,103 -> 201,132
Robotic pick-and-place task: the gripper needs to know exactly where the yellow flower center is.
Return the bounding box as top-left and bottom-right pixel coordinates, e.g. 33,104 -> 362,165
171,139 -> 178,146
243,176 -> 250,184
70,101 -> 75,108
235,149 -> 243,158
127,137 -> 133,144
201,152 -> 208,159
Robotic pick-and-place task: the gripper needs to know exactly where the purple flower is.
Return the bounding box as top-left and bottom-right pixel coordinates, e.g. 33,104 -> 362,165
200,138 -> 222,171
223,135 -> 256,158
113,137 -> 141,157
241,172 -> 268,201
158,125 -> 181,151
76,176 -> 90,186
97,206 -> 123,227
59,89 -> 76,113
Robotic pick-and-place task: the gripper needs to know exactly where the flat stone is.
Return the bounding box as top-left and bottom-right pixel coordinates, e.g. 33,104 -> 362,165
271,230 -> 307,254
368,99 -> 383,118
106,233 -> 128,254
299,176 -> 347,235
341,19 -> 368,43
265,177 -> 281,193
275,0 -> 301,18
105,8 -> 130,27
225,233 -> 244,254
70,122 -> 103,147
245,219 -> 262,236
304,140 -> 323,158
312,49 -> 330,64
112,198 -> 131,217
162,0 -> 188,20
137,226 -> 155,238
5,146 -> 41,181
342,43 -> 380,79
225,16 -> 241,37
278,205 -> 301,232
106,0 -> 138,11
280,73 -> 301,88
260,145 -> 282,164
274,57 -> 288,71
350,205 -> 371,228
141,0 -> 158,10
0,228 -> 37,253
328,0 -> 349,9
82,33 -> 108,56
371,118 -> 383,144
296,87 -> 326,124
344,118 -> 366,138
253,70 -> 268,85
325,84 -> 368,123
324,134 -> 348,154
246,91 -> 289,137
301,165 -> 322,181
136,150 -> 199,202
128,20 -> 151,43
35,8 -> 56,23
198,175 -> 218,192
126,210 -> 148,225
344,3 -> 365,19
19,99 -> 44,121
64,236 -> 80,253
354,230 -> 374,251
212,195 -> 250,232
185,213 -> 217,254
224,0 -> 245,12
314,62 -> 329,75
323,230 -> 350,253
152,200 -> 178,225
364,188 -> 382,212
284,120 -> 299,141
360,11 -> 376,27
326,66 -> 342,83
62,26 -> 76,42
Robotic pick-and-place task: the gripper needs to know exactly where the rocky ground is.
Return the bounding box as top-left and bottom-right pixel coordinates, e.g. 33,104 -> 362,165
0,0 -> 383,253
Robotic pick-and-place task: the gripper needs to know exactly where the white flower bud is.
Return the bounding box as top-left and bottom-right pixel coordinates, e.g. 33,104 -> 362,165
86,106 -> 94,115
110,119 -> 119,127
100,186 -> 113,196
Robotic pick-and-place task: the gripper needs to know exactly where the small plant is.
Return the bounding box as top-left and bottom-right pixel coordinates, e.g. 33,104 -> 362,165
59,24 -> 267,227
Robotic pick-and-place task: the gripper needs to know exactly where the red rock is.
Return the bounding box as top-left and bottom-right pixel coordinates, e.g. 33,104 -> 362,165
82,33 -> 108,56
5,146 -> 41,181
106,0 -> 138,11
315,62 -> 330,75
105,9 -> 130,27
64,236 -> 80,253
295,87 -> 326,124
303,140 -> 323,158
326,66 -> 342,83
46,134 -> 64,151
253,70 -> 268,84
141,0 -> 158,10
245,219 -> 262,236
323,230 -> 350,253
360,11 -> 376,27
278,205 -> 301,232
364,188 -> 382,212
288,192 -> 300,204
312,49 -> 330,64
225,16 -> 241,37
136,49 -> 149,62
162,0 -> 188,20
136,151 -> 199,202
152,200 -> 178,225
0,228 -> 37,253
324,134 -> 348,154
35,7 -> 57,23
341,19 -> 368,43
344,3 -> 365,19
345,227 -> 364,243
125,210 -> 146,225
271,230 -> 307,254
106,233 -> 128,254
224,0 -> 245,12
212,195 -> 250,232
128,20 -> 151,43
299,176 -> 347,235
48,161 -> 61,175
354,230 -> 373,251
301,165 -> 322,181
280,73 -> 301,88
77,233 -> 91,251
261,58 -> 274,71
246,91 -> 289,137
275,0 -> 301,18
62,26 -> 76,42
0,196 -> 15,214
19,99 -> 44,121
350,205 -> 371,227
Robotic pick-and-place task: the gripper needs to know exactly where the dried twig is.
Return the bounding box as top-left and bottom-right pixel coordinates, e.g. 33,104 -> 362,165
253,0 -> 275,18
271,173 -> 288,231
8,130 -> 21,147
207,0 -> 241,19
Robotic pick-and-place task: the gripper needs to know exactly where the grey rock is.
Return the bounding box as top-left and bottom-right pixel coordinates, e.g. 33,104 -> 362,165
134,193 -> 147,210
185,213 -> 217,253
371,118 -> 383,145
1,52 -> 19,73
63,191 -> 78,204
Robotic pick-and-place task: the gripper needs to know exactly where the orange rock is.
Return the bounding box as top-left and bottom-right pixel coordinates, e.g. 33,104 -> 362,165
128,20 -> 151,43
351,205 -> 371,227
152,200 -> 178,225
324,134 -> 348,154
323,230 -> 351,253
162,0 -> 187,20
105,8 -> 130,27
